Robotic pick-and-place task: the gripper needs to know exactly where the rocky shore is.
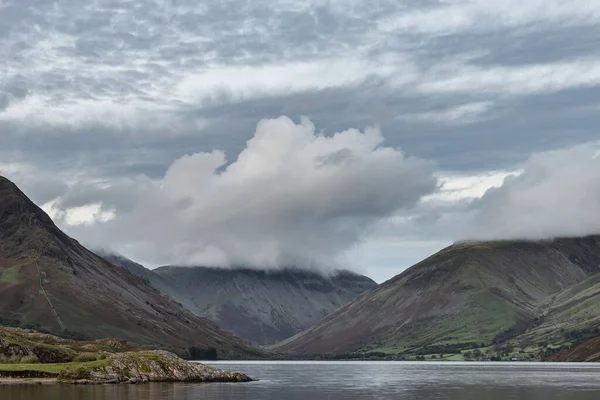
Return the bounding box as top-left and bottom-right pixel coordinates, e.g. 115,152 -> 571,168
0,351 -> 252,385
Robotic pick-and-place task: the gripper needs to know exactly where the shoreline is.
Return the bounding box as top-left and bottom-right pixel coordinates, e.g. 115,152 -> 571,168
0,377 -> 254,386
0,378 -> 57,385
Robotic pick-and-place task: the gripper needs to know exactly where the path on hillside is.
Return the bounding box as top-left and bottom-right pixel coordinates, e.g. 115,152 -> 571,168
33,258 -> 66,331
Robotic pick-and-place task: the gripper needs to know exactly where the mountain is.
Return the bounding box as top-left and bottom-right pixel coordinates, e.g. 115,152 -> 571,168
102,255 -> 377,345
273,237 -> 600,355
0,176 -> 264,359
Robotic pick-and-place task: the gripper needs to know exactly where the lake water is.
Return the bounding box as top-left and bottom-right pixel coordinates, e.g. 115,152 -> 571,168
2,361 -> 600,399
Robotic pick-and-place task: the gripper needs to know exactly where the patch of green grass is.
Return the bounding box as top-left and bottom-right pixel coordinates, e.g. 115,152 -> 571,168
136,352 -> 161,361
72,353 -> 101,362
0,360 -> 110,375
442,353 -> 465,361
427,291 -> 516,344
0,264 -> 23,284
365,288 -> 517,356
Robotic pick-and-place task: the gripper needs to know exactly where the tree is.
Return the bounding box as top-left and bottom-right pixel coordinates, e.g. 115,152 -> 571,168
189,347 -> 218,360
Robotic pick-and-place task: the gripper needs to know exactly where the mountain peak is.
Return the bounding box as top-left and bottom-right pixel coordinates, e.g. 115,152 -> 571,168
0,175 -> 71,259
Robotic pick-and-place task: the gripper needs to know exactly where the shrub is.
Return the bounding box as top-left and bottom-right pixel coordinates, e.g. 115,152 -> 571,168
9,355 -> 22,364
73,353 -> 99,362
58,367 -> 92,381
20,355 -> 40,364
189,347 -> 218,360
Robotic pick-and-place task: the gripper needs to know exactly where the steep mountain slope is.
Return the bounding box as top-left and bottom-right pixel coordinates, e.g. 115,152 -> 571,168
103,254 -> 377,345
0,176 -> 264,359
518,271 -> 600,348
274,237 -> 600,355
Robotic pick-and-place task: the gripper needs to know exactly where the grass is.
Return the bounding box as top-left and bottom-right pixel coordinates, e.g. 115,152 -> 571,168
73,353 -> 105,362
374,257 -> 522,355
363,287 -> 518,357
0,264 -> 24,284
0,360 -> 110,375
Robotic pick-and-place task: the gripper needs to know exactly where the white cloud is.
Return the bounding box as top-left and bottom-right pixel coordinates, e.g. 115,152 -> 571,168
379,0 -> 600,35
428,170 -> 520,203
43,200 -> 115,226
463,143 -> 600,240
176,56 -> 407,103
418,58 -> 600,95
47,116 -> 438,270
0,95 -> 200,133
398,102 -> 493,125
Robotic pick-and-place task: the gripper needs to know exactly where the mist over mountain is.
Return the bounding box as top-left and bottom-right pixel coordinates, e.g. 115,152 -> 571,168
462,145 -> 600,241
102,253 -> 377,345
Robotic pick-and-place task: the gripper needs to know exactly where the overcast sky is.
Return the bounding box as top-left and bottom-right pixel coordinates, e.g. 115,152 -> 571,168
1,0 -> 599,282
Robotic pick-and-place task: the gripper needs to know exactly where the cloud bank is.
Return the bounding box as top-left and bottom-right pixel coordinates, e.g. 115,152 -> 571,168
42,116 -> 438,269
463,144 -> 600,240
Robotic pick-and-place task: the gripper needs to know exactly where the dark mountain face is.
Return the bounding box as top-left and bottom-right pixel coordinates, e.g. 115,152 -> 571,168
0,176 -> 264,359
103,254 -> 377,345
273,237 -> 600,355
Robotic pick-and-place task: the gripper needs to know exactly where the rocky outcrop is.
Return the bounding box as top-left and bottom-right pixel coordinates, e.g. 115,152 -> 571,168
57,351 -> 252,384
0,328 -> 74,363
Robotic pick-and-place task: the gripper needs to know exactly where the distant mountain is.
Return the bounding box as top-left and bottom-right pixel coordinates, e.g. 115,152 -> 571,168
103,255 -> 377,345
0,176 -> 264,359
273,237 -> 600,355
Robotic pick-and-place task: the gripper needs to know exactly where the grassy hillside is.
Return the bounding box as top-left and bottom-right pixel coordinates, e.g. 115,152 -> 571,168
274,237 -> 600,356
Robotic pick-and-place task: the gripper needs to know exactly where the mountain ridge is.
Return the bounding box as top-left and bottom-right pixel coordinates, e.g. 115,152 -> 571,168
102,254 -> 377,345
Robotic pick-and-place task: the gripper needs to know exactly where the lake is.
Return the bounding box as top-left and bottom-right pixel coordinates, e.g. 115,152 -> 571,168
2,361 -> 600,399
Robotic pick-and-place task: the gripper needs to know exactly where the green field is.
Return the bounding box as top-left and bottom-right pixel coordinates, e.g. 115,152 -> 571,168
0,360 -> 109,375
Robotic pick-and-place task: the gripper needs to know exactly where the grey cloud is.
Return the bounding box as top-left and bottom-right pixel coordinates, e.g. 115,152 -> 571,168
463,144 -> 600,240
51,117 -> 438,270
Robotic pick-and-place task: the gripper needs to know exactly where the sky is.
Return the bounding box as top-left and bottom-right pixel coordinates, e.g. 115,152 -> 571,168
1,0 -> 599,283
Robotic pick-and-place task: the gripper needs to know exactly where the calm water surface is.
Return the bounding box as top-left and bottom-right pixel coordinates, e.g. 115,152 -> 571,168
2,361 -> 600,399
